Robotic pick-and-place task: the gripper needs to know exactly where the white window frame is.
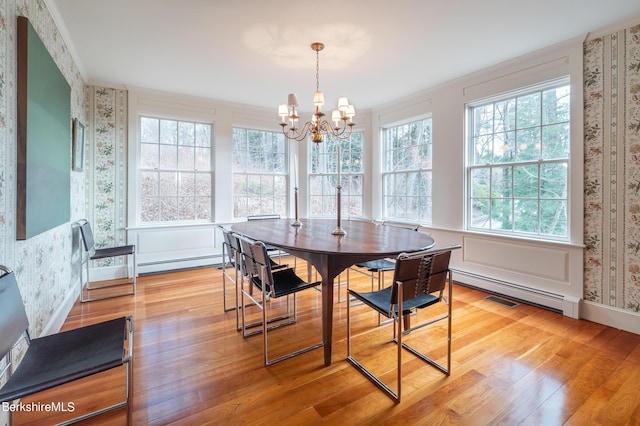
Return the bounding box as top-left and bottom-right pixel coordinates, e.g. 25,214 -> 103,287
137,115 -> 213,224
232,127 -> 288,219
381,117 -> 433,224
466,78 -> 571,240
308,132 -> 364,218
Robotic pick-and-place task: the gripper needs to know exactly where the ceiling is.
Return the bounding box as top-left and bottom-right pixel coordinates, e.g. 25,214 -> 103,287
48,0 -> 640,111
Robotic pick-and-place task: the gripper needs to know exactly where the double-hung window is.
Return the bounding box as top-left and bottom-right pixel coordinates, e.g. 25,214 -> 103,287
139,116 -> 213,223
381,118 -> 433,224
232,128 -> 287,219
467,80 -> 570,239
309,133 -> 364,217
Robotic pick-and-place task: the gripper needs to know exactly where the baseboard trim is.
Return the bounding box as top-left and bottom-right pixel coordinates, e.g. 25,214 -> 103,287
581,301 -> 640,334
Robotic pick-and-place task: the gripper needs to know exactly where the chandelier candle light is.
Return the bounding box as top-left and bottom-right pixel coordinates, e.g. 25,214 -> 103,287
278,42 -> 355,143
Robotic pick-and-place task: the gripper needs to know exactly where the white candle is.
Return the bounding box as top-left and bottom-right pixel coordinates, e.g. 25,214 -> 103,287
293,154 -> 298,187
337,146 -> 341,183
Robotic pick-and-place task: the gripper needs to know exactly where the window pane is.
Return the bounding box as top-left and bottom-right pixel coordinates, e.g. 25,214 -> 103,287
141,118 -> 159,143
159,172 -> 177,196
492,167 -> 512,197
516,93 -> 541,128
141,143 -> 158,169
178,121 -> 195,146
542,86 -> 570,125
491,198 -> 512,231
514,199 -> 538,233
141,198 -> 159,222
159,145 -> 177,169
178,146 -> 195,170
540,163 -> 567,199
540,200 -> 567,236
141,171 -> 158,197
160,120 -> 177,145
513,165 -> 539,198
178,172 -> 195,196
195,173 -> 210,196
160,197 -> 178,221
542,123 -> 570,160
516,128 -> 541,161
195,123 -> 211,147
195,197 -> 211,220
178,196 -> 195,220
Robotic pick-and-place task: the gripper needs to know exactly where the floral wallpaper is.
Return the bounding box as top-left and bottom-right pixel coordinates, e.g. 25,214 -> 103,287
584,24 -> 640,311
85,86 -> 128,267
0,0 -> 86,337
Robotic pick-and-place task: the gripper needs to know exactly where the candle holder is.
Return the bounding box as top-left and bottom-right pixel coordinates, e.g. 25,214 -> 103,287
332,184 -> 346,235
291,187 -> 301,227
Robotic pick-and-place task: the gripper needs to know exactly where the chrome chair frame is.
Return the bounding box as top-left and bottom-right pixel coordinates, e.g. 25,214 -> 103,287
240,238 -> 323,365
238,236 -> 292,337
75,219 -> 136,303
0,265 -> 134,425
347,245 -> 461,402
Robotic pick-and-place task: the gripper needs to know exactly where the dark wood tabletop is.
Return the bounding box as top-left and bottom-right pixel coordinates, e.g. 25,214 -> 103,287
231,218 -> 435,365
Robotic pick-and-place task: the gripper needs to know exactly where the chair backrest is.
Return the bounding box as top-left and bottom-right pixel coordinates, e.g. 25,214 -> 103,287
0,267 -> 29,359
220,227 -> 241,265
77,219 -> 96,256
238,236 -> 260,279
390,246 -> 459,304
249,240 -> 282,294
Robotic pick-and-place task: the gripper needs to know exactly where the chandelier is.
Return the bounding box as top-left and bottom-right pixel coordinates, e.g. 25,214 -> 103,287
278,42 -> 355,143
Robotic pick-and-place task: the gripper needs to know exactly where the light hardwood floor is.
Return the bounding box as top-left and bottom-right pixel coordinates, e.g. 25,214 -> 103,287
14,258 -> 640,425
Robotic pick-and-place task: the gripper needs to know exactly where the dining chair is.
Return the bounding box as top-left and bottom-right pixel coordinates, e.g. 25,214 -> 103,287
0,265 -> 134,425
239,237 -> 323,365
217,225 -> 243,324
238,235 -> 299,336
347,221 -> 420,320
75,219 -> 136,302
246,214 -> 286,263
346,244 -> 461,402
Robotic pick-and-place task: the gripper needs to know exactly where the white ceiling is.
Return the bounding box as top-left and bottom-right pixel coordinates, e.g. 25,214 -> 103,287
48,0 -> 640,111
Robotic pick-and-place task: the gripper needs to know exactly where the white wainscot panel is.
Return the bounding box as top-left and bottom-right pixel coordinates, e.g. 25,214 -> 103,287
426,229 -> 583,318
130,225 -> 220,274
463,236 -> 569,283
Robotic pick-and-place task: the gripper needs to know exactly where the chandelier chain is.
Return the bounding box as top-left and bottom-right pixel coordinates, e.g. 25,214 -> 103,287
315,48 -> 320,93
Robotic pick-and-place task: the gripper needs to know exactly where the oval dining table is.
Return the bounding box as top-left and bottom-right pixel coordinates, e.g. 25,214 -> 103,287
231,218 -> 435,366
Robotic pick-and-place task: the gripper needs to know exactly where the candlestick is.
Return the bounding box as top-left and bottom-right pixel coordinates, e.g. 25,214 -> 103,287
337,146 -> 341,183
291,186 -> 301,227
293,154 -> 298,188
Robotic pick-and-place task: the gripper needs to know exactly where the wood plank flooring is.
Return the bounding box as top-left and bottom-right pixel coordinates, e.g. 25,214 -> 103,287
13,259 -> 640,425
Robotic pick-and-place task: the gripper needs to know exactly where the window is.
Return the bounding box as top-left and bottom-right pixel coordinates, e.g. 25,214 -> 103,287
382,118 -> 432,223
232,128 -> 287,218
309,133 -> 364,217
139,116 -> 212,223
467,81 -> 570,239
